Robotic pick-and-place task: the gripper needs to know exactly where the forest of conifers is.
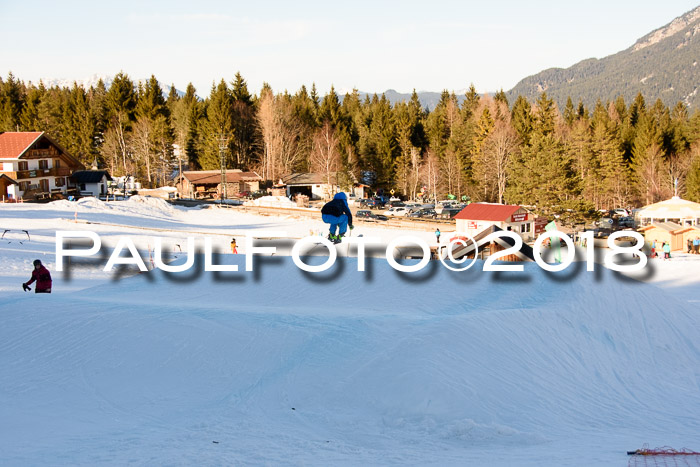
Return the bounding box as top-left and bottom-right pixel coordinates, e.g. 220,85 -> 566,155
2,71 -> 700,221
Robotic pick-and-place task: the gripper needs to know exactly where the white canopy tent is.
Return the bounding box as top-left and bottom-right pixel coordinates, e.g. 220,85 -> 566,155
636,196 -> 700,227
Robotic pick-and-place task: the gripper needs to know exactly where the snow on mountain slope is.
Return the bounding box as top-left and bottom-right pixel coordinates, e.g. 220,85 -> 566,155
1,201 -> 699,465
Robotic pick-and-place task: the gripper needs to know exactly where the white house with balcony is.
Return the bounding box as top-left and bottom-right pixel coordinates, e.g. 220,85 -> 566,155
0,132 -> 84,201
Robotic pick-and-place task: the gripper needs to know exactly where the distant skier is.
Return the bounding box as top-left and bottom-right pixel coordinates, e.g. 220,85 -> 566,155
23,259 -> 52,293
321,192 -> 353,244
435,228 -> 441,244
662,241 -> 671,260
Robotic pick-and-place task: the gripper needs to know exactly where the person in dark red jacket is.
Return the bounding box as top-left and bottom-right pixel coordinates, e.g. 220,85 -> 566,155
23,259 -> 52,293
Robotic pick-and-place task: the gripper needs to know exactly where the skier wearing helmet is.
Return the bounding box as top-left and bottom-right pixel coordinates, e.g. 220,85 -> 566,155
321,192 -> 353,244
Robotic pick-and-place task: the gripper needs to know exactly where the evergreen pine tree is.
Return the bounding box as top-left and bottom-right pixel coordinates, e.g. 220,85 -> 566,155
493,88 -> 508,108
230,73 -> 257,168
462,84 -> 480,120
563,96 -> 576,126
534,92 -> 557,136
65,84 -> 97,166
20,83 -> 43,131
199,80 -> 234,170
88,80 -> 108,147
166,84 -> 179,112
686,156 -> 700,202
0,73 -> 24,131
511,95 -> 533,146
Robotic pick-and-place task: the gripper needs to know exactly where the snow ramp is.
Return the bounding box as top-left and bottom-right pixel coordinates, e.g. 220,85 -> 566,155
1,256 -> 699,466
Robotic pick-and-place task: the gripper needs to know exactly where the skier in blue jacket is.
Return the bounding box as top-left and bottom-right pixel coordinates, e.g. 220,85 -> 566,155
321,192 -> 353,243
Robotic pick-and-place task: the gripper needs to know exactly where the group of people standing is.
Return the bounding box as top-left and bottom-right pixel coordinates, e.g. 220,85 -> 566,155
650,237 -> 700,259
650,240 -> 672,260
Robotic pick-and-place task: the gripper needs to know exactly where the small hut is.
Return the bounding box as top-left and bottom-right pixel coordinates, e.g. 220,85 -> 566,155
638,222 -> 687,251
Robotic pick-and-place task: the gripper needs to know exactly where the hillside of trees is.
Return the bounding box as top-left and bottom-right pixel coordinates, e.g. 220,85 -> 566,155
2,71 -> 700,222
507,6 -> 700,112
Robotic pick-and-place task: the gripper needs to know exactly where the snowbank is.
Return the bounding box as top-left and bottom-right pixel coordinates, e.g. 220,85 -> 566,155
125,195 -> 178,216
244,195 -> 301,208
47,199 -> 74,209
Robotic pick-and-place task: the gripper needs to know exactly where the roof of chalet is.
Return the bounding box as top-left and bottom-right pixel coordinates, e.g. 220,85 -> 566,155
0,132 -> 44,159
0,132 -> 84,169
70,170 -> 112,184
282,173 -> 334,185
182,170 -> 262,185
454,203 -> 524,222
638,222 -> 689,233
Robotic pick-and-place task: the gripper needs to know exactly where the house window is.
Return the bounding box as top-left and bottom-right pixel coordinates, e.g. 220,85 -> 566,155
19,181 -> 30,192
19,161 -> 28,171
521,223 -> 531,233
39,160 -> 49,170
55,177 -> 65,187
39,179 -> 49,192
55,159 -> 61,168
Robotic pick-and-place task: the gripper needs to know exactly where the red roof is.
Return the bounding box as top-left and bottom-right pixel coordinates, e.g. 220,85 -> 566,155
0,132 -> 43,159
454,203 -> 523,222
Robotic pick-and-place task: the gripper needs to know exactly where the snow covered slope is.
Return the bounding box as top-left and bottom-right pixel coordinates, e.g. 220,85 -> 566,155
1,201 -> 699,465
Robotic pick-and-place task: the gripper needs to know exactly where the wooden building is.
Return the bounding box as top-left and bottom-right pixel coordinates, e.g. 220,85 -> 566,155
282,173 -> 339,200
639,222 -> 700,251
178,170 -> 262,199
454,203 -> 536,242
443,225 -> 535,262
70,170 -> 112,197
0,132 -> 84,200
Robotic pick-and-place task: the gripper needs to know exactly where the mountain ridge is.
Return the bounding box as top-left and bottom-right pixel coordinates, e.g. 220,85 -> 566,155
506,5 -> 700,109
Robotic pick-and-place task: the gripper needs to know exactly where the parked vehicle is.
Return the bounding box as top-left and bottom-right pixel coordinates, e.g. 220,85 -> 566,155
356,210 -> 388,221
596,217 -> 615,228
409,208 -> 437,219
382,206 -> 410,217
365,198 -> 386,209
618,216 -> 636,228
437,208 -> 461,220
386,201 -> 406,209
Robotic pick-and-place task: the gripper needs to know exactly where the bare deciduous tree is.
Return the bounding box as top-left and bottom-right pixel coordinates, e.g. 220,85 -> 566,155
633,143 -> 666,205
473,103 -> 518,204
132,117 -> 153,185
257,89 -> 309,181
310,121 -> 340,198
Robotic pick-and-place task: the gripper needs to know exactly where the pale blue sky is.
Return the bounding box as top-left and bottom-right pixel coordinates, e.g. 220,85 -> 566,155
1,0 -> 698,96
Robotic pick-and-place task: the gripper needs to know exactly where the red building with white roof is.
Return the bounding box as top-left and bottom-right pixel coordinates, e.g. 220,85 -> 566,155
454,203 -> 536,242
0,132 -> 84,201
